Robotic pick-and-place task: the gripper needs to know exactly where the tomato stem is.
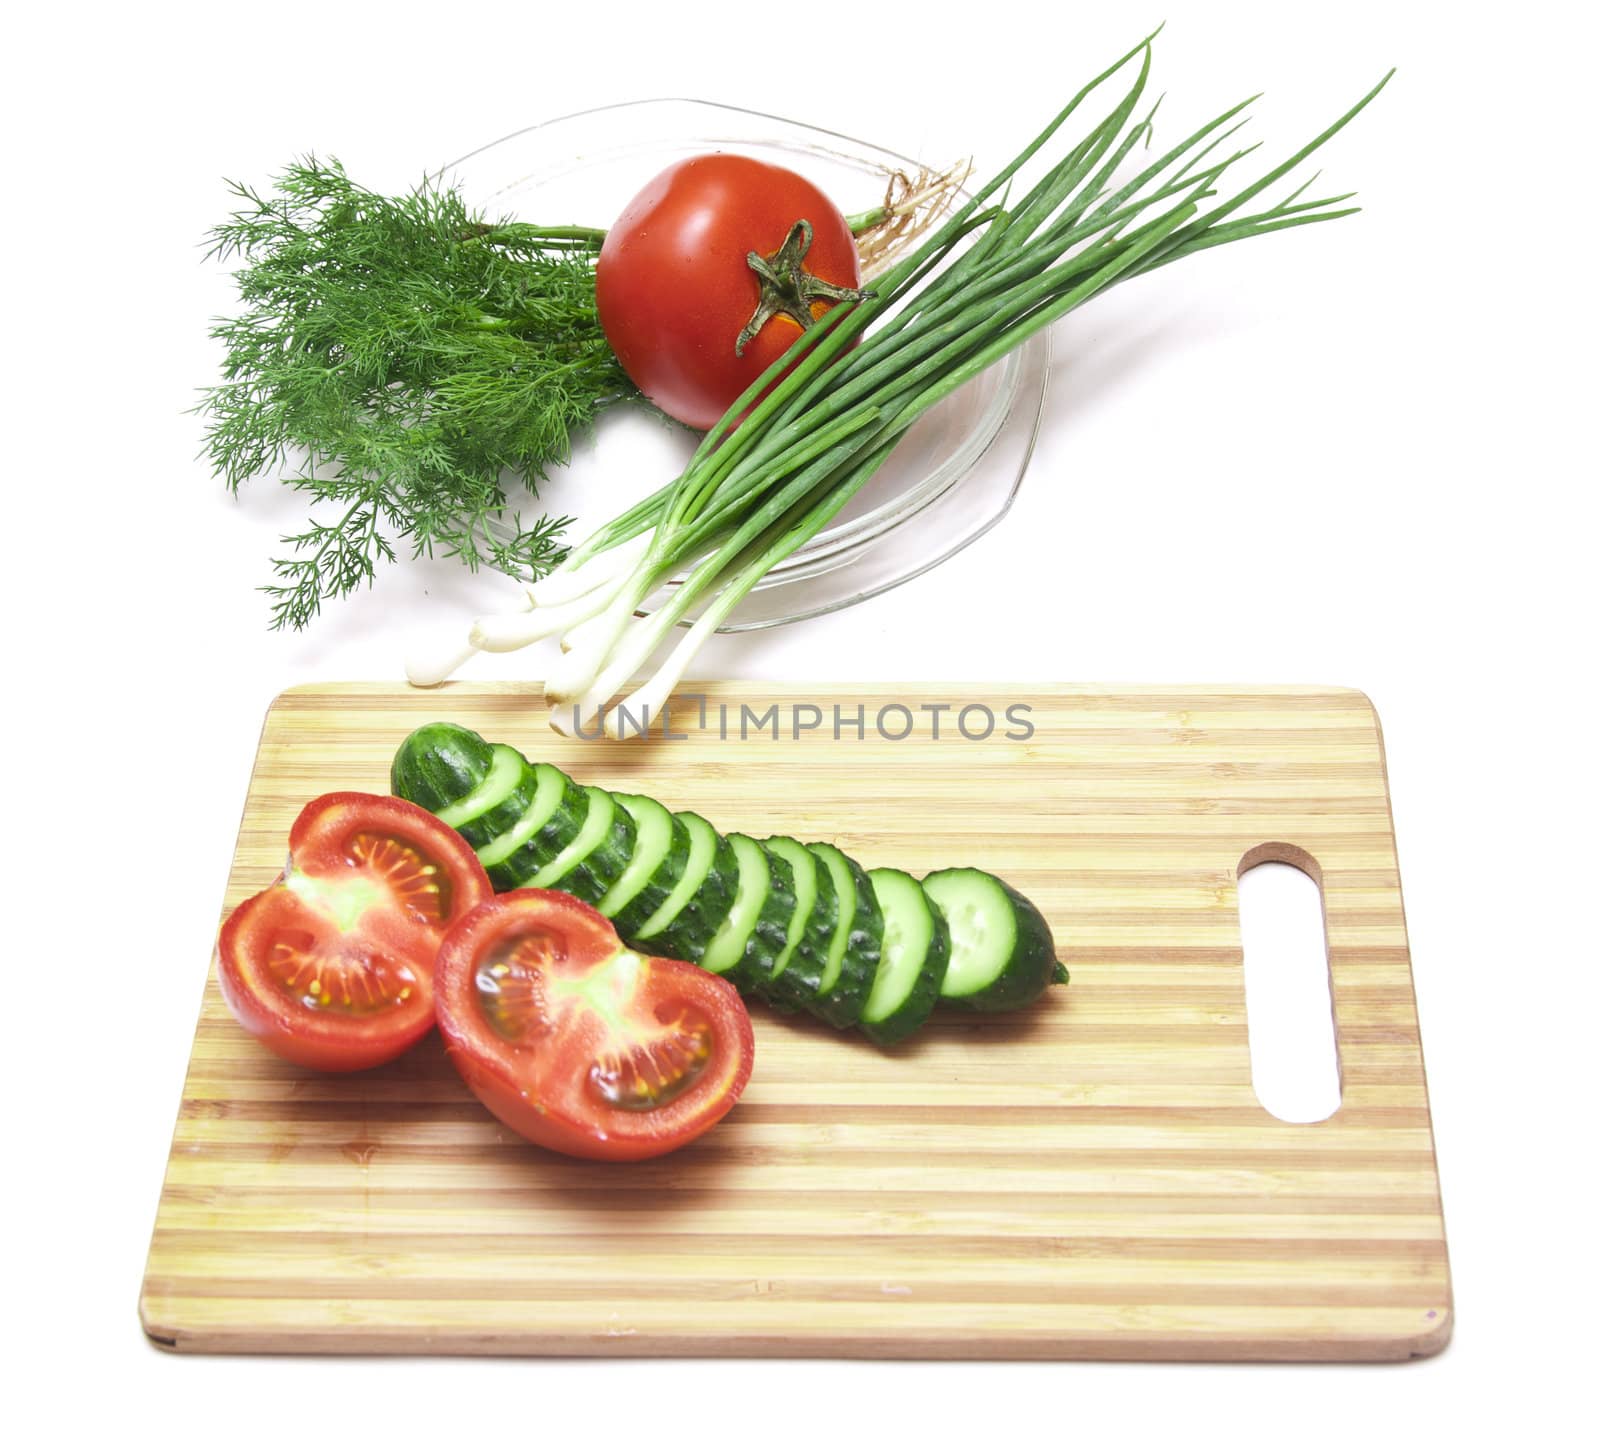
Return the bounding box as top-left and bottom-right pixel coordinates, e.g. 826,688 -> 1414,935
734,219 -> 876,357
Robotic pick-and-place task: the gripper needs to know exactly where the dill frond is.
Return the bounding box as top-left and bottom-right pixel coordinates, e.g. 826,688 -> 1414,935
197,156 -> 635,630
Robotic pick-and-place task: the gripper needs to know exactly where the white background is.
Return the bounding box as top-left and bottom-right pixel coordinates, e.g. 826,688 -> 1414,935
5,1 -> 1595,1427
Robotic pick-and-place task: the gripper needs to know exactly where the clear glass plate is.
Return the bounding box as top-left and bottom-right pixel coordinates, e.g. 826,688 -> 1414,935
438,98 -> 1049,631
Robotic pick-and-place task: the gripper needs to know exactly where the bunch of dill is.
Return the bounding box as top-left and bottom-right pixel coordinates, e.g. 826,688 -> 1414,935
198,157 -> 636,631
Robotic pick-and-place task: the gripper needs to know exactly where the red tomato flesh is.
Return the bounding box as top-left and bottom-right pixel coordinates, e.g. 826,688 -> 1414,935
434,888 -> 755,1161
596,153 -> 865,431
216,792 -> 492,1072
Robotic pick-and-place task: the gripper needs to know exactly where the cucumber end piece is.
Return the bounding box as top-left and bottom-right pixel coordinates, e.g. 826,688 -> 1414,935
925,867 -> 1061,1014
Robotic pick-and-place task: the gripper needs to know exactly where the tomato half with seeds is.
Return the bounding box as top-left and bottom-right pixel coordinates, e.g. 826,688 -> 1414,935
435,888 -> 755,1161
596,152 -> 870,431
216,792 -> 493,1072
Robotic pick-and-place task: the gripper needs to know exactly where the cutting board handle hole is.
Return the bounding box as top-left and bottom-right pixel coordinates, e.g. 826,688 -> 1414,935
1237,845 -> 1343,1124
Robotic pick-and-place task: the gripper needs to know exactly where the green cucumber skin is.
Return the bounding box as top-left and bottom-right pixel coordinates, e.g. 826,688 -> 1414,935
390,722 -> 491,813
764,838 -> 831,1012
861,869 -> 952,1048
450,750 -> 539,852
548,794 -> 639,908
740,843 -> 798,998
776,852 -> 838,1016
808,846 -> 882,1030
925,869 -> 1064,1012
633,826 -> 741,962
610,814 -> 693,942
485,776 -> 590,892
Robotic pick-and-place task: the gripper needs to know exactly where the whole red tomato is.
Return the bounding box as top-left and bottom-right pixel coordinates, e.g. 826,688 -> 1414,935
596,153 -> 868,431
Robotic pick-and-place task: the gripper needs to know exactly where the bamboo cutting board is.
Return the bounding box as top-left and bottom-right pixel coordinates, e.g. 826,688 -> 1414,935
140,683 -> 1450,1360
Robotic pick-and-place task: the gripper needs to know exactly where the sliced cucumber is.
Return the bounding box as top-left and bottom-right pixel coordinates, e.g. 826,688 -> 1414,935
608,805 -> 692,943
479,764 -> 589,892
701,833 -> 772,981
529,787 -> 638,907
632,811 -> 739,962
860,867 -> 951,1046
804,842 -> 880,1029
923,868 -> 1066,1011
389,722 -> 1066,1040
763,836 -> 827,1010
432,743 -> 539,851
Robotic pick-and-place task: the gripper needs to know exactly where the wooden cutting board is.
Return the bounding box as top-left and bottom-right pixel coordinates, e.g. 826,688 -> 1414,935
140,682 -> 1450,1360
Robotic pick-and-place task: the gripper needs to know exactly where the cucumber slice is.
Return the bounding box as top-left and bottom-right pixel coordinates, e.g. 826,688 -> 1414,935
805,842 -> 880,1029
632,812 -> 739,961
860,867 -> 951,1046
701,833 -> 772,980
599,794 -> 676,923
433,743 -> 539,851
529,787 -> 638,907
608,805 -> 692,943
480,764 -> 589,892
763,836 -> 826,1010
923,868 -> 1065,1011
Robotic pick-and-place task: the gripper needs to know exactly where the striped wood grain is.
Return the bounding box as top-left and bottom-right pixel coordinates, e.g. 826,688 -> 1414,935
139,683 -> 1451,1359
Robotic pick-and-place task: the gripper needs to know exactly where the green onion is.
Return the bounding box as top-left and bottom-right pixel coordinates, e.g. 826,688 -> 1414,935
416,34 -> 1392,733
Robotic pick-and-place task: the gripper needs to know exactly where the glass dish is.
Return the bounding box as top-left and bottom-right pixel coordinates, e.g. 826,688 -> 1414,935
438,98 -> 1049,631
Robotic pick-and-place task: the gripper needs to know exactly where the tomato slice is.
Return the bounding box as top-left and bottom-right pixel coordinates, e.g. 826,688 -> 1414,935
217,792 -> 493,1072
434,889 -> 755,1161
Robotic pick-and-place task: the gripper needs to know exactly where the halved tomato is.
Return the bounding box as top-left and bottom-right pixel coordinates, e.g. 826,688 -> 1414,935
217,792 -> 493,1072
434,889 -> 755,1161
